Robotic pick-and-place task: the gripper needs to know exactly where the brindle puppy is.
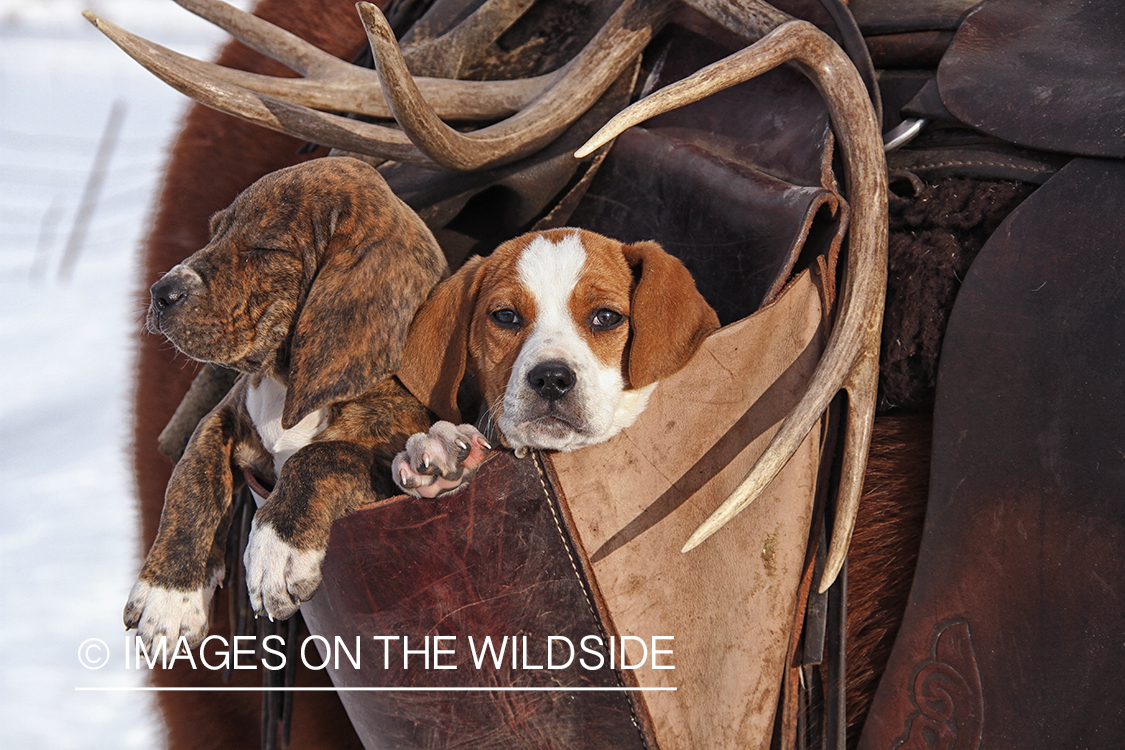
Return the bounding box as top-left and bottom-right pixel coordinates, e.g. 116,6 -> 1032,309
126,157 -> 447,646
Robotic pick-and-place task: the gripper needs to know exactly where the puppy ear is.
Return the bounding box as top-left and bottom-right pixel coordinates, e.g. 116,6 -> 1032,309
282,188 -> 447,429
623,241 -> 720,389
395,256 -> 485,424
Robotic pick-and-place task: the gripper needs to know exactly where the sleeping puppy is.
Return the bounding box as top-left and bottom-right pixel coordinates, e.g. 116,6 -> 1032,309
127,157 -> 447,643
392,227 -> 720,498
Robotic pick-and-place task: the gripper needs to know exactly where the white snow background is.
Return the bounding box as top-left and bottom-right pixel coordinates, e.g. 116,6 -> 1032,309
1,1 -> 252,746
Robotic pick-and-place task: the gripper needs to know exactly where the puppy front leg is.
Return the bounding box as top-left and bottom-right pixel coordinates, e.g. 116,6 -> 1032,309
243,441 -> 378,621
125,406 -> 238,649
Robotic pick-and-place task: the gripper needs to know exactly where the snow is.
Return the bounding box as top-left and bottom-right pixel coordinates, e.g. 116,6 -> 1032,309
0,1 -> 250,746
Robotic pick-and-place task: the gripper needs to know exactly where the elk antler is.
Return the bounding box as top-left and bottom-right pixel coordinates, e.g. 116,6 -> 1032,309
576,19 -> 888,594
83,0 -> 672,171
358,0 -> 674,170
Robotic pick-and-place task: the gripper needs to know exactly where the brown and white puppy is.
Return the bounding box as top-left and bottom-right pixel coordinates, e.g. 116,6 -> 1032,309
392,227 -> 720,497
127,157 -> 447,644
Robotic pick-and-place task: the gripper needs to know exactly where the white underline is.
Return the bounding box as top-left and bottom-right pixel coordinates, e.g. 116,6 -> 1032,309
76,686 -> 676,692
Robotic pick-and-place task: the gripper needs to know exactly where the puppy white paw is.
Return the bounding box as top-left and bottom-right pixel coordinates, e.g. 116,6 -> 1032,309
124,578 -> 217,650
392,421 -> 492,499
243,519 -> 326,621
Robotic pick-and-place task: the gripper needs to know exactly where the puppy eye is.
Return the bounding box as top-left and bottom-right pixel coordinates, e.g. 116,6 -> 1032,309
591,309 -> 625,331
490,308 -> 522,329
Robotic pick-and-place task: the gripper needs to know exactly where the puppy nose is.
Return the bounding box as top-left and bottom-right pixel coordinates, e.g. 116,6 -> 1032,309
150,276 -> 189,312
528,361 -> 576,402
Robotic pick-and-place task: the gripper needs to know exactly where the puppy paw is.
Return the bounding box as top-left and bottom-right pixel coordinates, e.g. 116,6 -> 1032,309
124,577 -> 218,650
243,520 -> 326,622
392,421 -> 492,499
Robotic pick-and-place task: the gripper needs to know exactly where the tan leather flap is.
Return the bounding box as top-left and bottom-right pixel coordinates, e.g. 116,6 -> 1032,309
548,268 -> 828,750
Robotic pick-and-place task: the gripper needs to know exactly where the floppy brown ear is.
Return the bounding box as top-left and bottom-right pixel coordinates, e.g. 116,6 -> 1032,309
623,240 -> 721,389
395,256 -> 485,424
282,183 -> 447,429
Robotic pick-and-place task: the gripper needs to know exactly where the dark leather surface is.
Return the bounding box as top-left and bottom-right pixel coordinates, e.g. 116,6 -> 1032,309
901,78 -> 956,123
858,157 -> 1125,749
850,0 -> 978,34
565,23 -> 845,325
569,127 -> 845,326
563,23 -> 844,326
865,30 -> 954,70
300,451 -> 649,750
638,25 -> 834,189
938,0 -> 1125,158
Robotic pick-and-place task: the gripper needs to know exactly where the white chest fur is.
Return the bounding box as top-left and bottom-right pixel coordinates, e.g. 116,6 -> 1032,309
245,378 -> 328,479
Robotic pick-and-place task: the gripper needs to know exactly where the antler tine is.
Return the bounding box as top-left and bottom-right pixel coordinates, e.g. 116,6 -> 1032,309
824,341 -> 880,591
402,0 -> 538,79
88,12 -> 550,121
188,57 -> 550,121
83,11 -> 442,165
171,0 -> 345,77
678,0 -> 793,43
359,0 -> 676,171
176,0 -> 538,80
576,19 -> 888,594
170,0 -> 553,119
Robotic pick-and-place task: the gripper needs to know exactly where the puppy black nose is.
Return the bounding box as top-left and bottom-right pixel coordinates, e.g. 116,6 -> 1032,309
528,361 -> 576,402
150,276 -> 189,312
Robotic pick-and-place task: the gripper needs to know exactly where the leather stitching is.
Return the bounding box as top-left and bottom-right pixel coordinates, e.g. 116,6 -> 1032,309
532,453 -> 648,746
904,159 -> 1055,172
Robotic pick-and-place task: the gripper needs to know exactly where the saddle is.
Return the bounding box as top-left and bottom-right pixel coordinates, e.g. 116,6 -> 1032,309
856,2 -> 1125,748
858,155 -> 1125,750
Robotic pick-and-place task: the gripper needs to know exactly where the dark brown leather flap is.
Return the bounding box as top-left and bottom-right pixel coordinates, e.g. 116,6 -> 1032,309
302,452 -> 648,750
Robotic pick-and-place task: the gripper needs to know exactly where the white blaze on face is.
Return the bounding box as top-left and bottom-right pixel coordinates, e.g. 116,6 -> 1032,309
498,232 -> 654,453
